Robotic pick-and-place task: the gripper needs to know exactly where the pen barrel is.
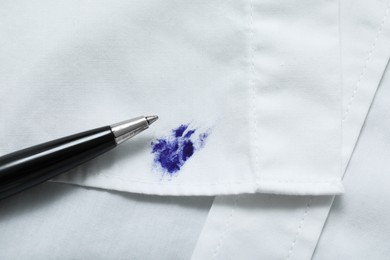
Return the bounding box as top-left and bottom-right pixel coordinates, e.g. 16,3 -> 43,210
0,126 -> 117,200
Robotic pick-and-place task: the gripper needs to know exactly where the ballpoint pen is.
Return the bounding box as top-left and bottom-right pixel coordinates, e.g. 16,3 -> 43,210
0,115 -> 158,200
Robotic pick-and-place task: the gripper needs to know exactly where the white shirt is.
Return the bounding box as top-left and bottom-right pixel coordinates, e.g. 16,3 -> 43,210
0,0 -> 389,259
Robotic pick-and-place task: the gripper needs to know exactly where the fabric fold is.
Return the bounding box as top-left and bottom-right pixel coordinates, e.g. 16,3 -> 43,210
1,0 -> 342,196
191,0 -> 390,258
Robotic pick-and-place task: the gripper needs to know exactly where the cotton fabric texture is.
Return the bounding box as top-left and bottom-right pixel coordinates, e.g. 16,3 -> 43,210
313,60 -> 390,260
191,0 -> 390,258
1,0 -> 390,259
0,0 -> 342,196
0,182 -> 213,259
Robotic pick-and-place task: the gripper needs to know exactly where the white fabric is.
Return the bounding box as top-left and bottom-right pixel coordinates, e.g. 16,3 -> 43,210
191,0 -> 390,258
0,182 -> 213,259
244,0 -> 341,194
1,0 -> 389,259
1,68 -> 389,260
0,0 -> 342,196
341,0 -> 390,170
192,195 -> 333,260
313,55 -> 390,260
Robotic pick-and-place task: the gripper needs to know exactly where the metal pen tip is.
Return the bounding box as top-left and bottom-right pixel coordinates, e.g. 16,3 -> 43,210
145,115 -> 159,125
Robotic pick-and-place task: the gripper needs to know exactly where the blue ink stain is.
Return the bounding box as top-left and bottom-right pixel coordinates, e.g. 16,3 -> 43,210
174,124 -> 188,137
184,129 -> 195,138
151,124 -> 209,176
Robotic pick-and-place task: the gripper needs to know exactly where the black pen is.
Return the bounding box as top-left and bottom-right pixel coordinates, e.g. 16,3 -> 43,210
0,115 -> 158,200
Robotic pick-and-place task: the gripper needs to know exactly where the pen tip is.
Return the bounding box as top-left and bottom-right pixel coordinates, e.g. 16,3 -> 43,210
146,115 -> 159,125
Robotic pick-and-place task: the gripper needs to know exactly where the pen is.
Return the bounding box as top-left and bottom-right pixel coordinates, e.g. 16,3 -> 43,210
0,115 -> 158,200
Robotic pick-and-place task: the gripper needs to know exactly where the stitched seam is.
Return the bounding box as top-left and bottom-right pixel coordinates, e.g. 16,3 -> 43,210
249,0 -> 259,186
285,197 -> 313,260
285,5 -> 390,260
210,2 -> 252,257
342,2 -> 390,122
212,195 -> 240,259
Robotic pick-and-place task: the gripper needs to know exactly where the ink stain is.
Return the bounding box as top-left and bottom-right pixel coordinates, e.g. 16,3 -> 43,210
151,124 -> 210,176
